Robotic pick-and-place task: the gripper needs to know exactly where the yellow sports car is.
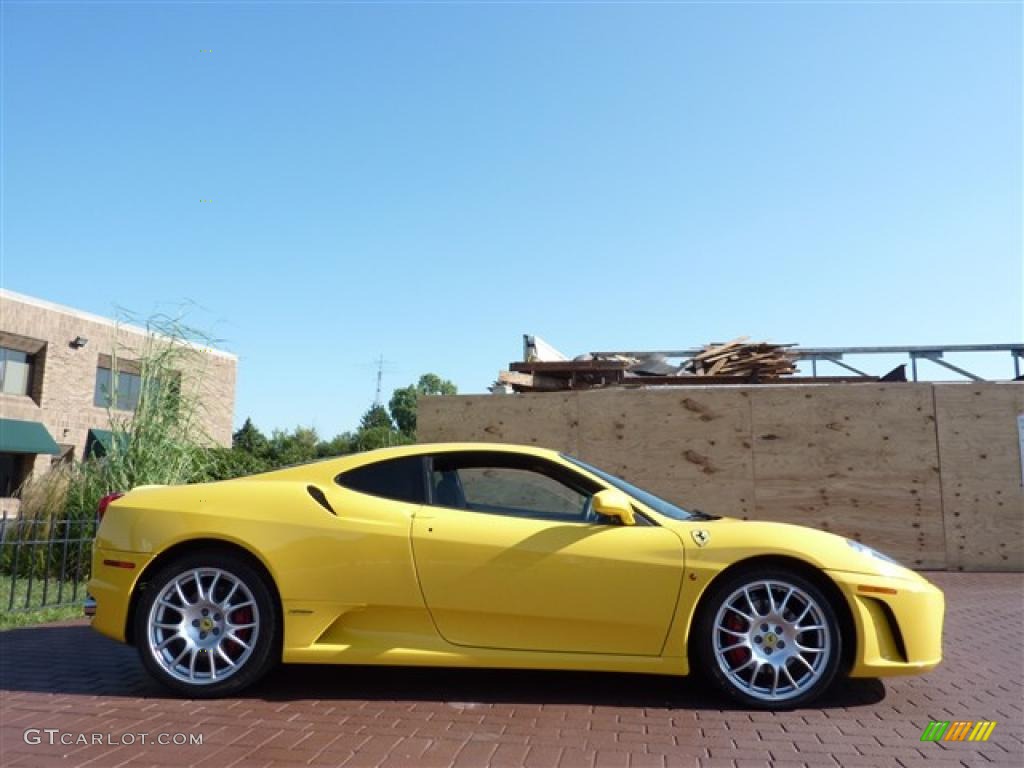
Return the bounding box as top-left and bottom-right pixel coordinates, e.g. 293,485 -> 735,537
88,443 -> 944,708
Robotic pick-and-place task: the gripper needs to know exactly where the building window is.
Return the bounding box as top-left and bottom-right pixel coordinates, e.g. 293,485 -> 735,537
0,453 -> 33,497
94,366 -> 143,411
0,347 -> 33,396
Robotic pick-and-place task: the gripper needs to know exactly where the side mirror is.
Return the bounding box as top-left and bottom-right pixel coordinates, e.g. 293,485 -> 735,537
592,489 -> 636,526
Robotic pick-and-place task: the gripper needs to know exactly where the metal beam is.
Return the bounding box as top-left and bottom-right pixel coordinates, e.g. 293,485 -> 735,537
822,358 -> 871,377
927,358 -> 984,382
911,351 -> 984,382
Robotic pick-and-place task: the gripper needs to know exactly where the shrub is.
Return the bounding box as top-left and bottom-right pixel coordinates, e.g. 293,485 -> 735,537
2,314 -> 220,580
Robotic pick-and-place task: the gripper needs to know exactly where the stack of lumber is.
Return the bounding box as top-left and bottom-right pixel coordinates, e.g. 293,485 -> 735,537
685,338 -> 796,379
499,359 -> 632,392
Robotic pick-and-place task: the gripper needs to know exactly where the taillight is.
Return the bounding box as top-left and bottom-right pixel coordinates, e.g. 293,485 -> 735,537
97,492 -> 125,521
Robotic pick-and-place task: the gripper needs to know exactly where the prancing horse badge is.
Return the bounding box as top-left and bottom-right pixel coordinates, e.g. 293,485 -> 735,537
691,529 -> 710,547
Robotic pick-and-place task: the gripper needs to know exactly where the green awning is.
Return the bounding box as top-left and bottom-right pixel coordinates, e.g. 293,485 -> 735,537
85,428 -> 130,459
85,428 -> 117,459
0,418 -> 60,455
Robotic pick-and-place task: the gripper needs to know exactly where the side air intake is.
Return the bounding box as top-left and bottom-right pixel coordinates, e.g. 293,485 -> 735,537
306,485 -> 336,516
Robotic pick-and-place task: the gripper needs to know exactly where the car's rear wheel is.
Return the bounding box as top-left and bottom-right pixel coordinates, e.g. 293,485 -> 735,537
693,567 -> 842,709
134,552 -> 278,697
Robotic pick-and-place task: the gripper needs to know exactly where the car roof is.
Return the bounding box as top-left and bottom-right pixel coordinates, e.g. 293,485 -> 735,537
229,442 -> 570,485
349,442 -> 563,462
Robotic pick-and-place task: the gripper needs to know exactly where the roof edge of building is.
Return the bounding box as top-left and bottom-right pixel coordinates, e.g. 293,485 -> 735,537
0,288 -> 238,361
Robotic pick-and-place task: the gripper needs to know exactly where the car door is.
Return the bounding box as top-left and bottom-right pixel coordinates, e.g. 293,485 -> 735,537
410,451 -> 685,656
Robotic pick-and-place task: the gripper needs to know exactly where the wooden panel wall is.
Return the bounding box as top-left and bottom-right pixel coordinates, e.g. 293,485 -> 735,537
417,382 -> 1024,571
748,385 -> 944,569
576,389 -> 756,520
935,383 -> 1024,571
417,393 -> 579,455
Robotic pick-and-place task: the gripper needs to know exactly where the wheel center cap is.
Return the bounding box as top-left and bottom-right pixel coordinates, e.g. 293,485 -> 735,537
200,617 -> 215,632
765,632 -> 777,646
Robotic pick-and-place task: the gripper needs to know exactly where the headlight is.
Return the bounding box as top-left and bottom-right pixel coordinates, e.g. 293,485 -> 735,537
847,539 -> 900,565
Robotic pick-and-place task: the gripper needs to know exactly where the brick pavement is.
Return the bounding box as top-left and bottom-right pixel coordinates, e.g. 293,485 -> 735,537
1,573 -> 1021,768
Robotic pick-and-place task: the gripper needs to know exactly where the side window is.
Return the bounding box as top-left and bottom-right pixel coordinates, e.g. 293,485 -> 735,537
335,457 -> 425,504
429,452 -> 597,522
459,467 -> 587,520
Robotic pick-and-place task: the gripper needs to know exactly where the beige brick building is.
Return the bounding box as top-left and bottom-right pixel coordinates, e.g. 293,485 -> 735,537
0,290 -> 236,513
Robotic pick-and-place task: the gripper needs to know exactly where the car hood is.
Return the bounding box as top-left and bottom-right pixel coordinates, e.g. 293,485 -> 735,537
661,517 -> 926,582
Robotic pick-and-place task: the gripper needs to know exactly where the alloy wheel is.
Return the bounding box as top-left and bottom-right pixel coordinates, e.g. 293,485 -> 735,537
146,567 -> 260,685
711,579 -> 832,702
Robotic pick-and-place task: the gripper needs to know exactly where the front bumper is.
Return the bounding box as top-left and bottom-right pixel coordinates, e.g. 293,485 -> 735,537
827,569 -> 944,677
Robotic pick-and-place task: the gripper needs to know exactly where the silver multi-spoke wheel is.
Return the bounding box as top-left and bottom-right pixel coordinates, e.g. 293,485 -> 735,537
712,579 -> 832,703
146,567 -> 260,686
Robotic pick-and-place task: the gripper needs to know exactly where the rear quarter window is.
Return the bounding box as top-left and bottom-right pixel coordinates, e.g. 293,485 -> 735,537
335,456 -> 426,504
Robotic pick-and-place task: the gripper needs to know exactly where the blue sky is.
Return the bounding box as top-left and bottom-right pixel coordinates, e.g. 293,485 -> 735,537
2,0 -> 1021,438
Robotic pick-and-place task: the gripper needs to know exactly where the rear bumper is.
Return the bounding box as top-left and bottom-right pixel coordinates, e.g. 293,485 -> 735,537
87,546 -> 153,643
827,569 -> 944,677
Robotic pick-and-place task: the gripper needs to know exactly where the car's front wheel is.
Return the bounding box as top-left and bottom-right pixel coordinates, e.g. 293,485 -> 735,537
134,552 -> 278,697
693,568 -> 842,709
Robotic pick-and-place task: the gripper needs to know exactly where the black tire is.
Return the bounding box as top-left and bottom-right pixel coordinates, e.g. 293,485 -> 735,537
134,551 -> 278,698
692,567 -> 843,710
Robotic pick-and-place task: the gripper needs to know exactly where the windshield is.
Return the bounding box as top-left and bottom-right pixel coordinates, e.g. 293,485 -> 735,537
561,454 -> 694,521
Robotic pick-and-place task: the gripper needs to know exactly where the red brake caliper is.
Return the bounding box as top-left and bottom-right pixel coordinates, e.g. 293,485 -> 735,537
726,615 -> 750,666
229,607 -> 253,658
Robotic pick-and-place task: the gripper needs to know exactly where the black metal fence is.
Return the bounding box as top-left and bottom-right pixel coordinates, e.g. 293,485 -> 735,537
0,511 -> 96,613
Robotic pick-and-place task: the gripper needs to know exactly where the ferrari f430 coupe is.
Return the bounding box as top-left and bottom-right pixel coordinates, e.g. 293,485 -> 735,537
88,443 -> 944,708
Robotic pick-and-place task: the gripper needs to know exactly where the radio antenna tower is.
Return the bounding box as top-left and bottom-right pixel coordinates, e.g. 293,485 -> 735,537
374,354 -> 385,406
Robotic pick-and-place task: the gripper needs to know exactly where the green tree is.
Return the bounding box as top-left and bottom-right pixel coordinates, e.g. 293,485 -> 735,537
215,372 -> 457,479
389,373 -> 457,437
317,432 -> 356,458
352,425 -> 413,452
417,374 -> 457,397
232,417 -> 269,458
267,426 -> 320,466
202,445 -> 269,480
360,404 -> 394,431
388,388 -> 418,436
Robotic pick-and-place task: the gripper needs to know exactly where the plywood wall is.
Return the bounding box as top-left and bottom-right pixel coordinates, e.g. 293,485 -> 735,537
418,382 -> 1024,571
747,386 -> 945,569
575,389 -> 757,520
934,384 -> 1024,570
417,393 -> 579,453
